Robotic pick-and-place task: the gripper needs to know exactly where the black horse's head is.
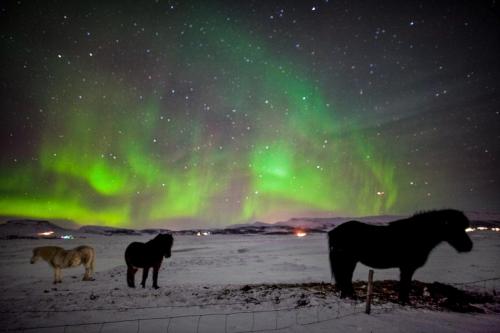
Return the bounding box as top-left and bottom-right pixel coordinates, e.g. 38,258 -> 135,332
438,210 -> 473,253
154,233 -> 174,258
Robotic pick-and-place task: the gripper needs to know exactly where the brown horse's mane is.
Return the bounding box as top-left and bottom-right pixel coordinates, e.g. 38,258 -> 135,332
34,246 -> 64,261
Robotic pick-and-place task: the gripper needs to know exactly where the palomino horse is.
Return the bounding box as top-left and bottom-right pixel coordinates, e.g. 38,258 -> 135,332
31,245 -> 95,283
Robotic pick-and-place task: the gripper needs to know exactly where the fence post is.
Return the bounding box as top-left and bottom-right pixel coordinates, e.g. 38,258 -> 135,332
365,269 -> 374,314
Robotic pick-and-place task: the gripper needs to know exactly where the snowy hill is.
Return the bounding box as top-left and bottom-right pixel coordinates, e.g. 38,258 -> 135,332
274,215 -> 401,229
218,212 -> 500,235
271,213 -> 500,231
466,211 -> 500,228
0,219 -> 71,239
1,211 -> 498,238
78,225 -> 142,236
140,228 -> 173,235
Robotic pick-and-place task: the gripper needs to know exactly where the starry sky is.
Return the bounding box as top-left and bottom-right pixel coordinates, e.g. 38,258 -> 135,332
1,0 -> 499,229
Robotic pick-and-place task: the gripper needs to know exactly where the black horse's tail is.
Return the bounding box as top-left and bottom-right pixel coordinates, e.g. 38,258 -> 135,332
327,230 -> 336,281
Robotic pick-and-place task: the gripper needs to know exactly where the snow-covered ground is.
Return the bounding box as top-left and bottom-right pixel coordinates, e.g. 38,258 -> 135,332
0,232 -> 499,332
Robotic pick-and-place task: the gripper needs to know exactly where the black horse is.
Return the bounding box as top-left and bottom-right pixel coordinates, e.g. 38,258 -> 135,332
328,209 -> 473,303
125,233 -> 174,289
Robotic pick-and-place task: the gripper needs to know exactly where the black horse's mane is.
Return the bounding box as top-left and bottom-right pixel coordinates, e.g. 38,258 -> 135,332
412,209 -> 452,218
414,209 -> 465,220
389,209 -> 463,227
146,233 -> 173,247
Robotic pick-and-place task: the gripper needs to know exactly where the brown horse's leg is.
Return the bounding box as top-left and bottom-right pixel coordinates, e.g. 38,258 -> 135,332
127,266 -> 137,288
83,252 -> 95,281
83,262 -> 94,281
399,267 -> 416,304
141,267 -> 150,288
54,267 -> 62,284
152,264 -> 161,289
90,254 -> 95,276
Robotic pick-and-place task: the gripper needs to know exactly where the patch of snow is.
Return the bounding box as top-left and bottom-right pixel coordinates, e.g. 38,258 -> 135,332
0,232 -> 498,332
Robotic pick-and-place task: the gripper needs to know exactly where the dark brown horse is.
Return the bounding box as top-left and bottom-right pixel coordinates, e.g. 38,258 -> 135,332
328,209 -> 473,303
125,233 -> 174,289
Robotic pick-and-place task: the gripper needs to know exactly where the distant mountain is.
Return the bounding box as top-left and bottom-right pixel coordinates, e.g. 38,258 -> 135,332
78,225 -> 142,236
466,211 -> 500,227
225,221 -> 272,229
0,220 -> 142,239
0,219 -> 71,239
220,221 -> 278,234
273,215 -> 401,231
141,228 -> 173,235
0,216 -> 80,229
1,211 -> 498,239
216,212 -> 500,235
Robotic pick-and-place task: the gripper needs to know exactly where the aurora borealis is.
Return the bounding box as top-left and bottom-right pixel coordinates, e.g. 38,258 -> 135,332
1,1 -> 499,229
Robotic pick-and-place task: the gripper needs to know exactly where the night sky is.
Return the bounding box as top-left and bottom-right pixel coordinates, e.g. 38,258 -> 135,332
1,1 -> 499,229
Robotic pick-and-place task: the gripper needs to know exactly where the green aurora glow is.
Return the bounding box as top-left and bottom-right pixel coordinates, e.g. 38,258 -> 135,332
8,2 -> 473,228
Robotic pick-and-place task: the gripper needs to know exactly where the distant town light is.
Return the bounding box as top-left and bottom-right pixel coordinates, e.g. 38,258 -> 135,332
466,226 -> 499,233
38,231 -> 54,236
295,231 -> 307,237
60,235 -> 74,239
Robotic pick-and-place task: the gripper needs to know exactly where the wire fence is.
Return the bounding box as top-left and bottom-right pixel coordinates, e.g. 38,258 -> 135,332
5,298 -> 393,333
451,277 -> 499,294
3,276 -> 499,333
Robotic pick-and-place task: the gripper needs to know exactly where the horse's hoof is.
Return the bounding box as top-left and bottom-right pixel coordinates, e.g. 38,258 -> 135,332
153,286 -> 160,289
339,292 -> 351,299
340,292 -> 355,299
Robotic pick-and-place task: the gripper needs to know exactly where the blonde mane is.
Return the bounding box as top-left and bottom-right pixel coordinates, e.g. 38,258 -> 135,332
31,245 -> 95,284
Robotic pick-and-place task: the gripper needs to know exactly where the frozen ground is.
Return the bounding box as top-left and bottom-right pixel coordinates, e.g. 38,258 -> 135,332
0,232 -> 499,332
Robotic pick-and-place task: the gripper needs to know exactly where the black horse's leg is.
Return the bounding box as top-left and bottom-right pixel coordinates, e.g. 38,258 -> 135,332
152,263 -> 161,289
141,267 -> 150,288
332,250 -> 356,298
341,258 -> 357,298
399,267 -> 416,304
127,266 -> 137,288
330,250 -> 346,296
